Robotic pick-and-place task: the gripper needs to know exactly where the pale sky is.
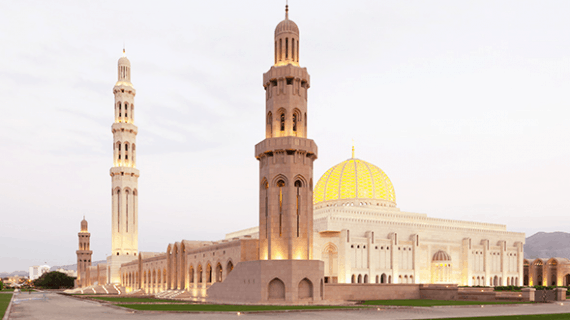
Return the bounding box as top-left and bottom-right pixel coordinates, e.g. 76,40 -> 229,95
1,0 -> 569,273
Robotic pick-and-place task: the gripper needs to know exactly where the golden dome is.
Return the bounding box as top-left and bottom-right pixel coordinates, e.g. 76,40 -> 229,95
313,157 -> 396,207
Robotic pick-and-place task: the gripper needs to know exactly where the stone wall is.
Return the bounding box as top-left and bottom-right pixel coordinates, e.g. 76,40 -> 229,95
324,283 -> 420,301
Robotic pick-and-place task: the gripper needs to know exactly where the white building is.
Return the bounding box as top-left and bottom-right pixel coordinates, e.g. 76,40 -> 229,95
228,155 -> 526,286
28,265 -> 50,281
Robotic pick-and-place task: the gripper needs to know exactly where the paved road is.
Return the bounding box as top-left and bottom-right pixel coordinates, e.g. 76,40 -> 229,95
7,292 -> 570,320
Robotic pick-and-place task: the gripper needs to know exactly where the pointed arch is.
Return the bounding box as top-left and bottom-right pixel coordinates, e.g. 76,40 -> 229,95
216,262 -> 223,282
298,278 -> 313,299
267,111 -> 273,137
226,260 -> 234,275
268,278 -> 285,300
322,242 -> 338,254
293,174 -> 307,187
272,174 -> 288,187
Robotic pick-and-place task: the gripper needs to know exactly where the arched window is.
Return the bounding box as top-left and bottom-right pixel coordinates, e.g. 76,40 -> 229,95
280,113 -> 285,131
119,103 -> 122,118
357,274 -> 362,283
267,112 -> 272,137
285,38 -> 289,59
125,190 -> 129,232
118,144 -> 121,160
292,38 -> 295,61
351,274 -> 355,283
295,180 -> 302,237
125,143 -> 128,160
117,189 -> 121,232
279,39 -> 282,61
227,261 -> 234,274
206,264 -> 212,283
216,263 -> 223,282
264,181 -> 269,238
292,113 -> 297,132
124,103 -> 128,118
277,180 -> 285,236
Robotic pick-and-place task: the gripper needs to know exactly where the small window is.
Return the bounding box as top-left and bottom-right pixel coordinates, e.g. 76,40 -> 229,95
292,113 -> 297,132
280,113 -> 285,131
286,78 -> 293,85
351,245 -> 354,248
375,246 -> 378,249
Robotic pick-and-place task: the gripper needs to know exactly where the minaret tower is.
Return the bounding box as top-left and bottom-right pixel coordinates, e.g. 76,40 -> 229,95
108,49 -> 139,283
208,6 -> 323,302
256,5 -> 317,260
76,217 -> 92,287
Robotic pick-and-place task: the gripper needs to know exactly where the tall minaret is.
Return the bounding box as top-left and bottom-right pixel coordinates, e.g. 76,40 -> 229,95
76,217 -> 92,287
256,5 -> 317,260
110,49 -> 139,258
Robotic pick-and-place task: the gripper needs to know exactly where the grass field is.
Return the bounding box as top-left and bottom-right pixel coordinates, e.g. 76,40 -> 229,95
0,293 -> 13,318
362,299 -> 534,306
93,297 -> 188,303
119,304 -> 360,312
439,314 -> 570,320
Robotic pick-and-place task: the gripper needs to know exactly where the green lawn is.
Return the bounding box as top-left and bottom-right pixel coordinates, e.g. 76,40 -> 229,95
362,299 -> 534,306
0,289 -> 15,292
438,314 -> 570,320
0,293 -> 13,318
119,304 -> 360,312
93,297 -> 188,303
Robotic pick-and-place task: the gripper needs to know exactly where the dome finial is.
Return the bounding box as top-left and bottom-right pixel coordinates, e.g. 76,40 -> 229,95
285,1 -> 289,20
352,139 -> 355,158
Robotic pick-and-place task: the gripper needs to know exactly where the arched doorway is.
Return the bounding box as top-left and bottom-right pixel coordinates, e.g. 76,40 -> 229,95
268,278 -> 285,300
298,278 -> 313,299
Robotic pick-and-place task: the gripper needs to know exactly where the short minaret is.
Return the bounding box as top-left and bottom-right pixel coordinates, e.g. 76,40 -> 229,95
108,49 -> 139,283
76,217 -> 92,287
256,5 -> 317,260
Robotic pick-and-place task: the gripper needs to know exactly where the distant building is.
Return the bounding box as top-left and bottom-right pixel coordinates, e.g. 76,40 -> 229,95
29,265 -> 50,280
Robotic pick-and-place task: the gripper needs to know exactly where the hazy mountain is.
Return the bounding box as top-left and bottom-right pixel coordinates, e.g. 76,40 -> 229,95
0,270 -> 28,278
50,260 -> 107,272
524,232 -> 570,260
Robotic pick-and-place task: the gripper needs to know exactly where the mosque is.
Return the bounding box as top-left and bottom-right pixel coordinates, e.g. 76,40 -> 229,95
74,6 -> 529,302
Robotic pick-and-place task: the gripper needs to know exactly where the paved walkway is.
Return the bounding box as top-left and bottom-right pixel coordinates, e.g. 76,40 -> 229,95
7,292 -> 570,319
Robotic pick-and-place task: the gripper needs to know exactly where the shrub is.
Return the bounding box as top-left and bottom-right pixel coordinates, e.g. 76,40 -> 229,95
33,271 -> 75,289
0,280 -> 3,291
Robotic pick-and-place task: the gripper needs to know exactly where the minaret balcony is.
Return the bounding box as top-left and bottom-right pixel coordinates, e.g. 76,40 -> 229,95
112,122 -> 138,134
263,64 -> 310,86
110,166 -> 140,177
113,83 -> 136,94
255,136 -> 317,159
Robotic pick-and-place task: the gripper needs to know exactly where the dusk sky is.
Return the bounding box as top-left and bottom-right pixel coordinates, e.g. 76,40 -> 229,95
1,0 -> 569,273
